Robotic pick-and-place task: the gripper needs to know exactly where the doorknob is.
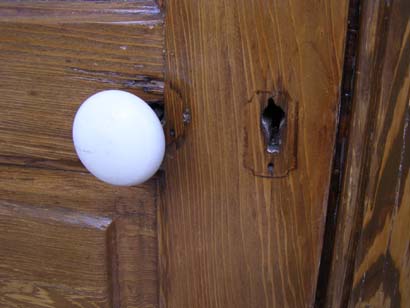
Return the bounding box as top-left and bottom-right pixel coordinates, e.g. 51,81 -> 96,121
72,90 -> 165,186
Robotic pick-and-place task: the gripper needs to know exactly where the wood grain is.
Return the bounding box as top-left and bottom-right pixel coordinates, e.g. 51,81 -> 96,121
0,165 -> 160,308
160,1 -> 348,307
315,0 -> 361,305
324,0 -> 410,307
0,0 -> 164,171
0,1 -> 162,24
0,201 -> 112,307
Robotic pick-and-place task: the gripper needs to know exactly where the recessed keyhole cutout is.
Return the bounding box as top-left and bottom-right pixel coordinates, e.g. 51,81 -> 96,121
261,97 -> 286,154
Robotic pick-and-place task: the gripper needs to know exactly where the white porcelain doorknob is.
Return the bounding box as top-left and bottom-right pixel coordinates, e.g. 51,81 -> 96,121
72,90 -> 165,186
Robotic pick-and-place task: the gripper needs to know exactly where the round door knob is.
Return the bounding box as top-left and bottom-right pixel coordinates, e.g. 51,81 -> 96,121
72,90 -> 165,186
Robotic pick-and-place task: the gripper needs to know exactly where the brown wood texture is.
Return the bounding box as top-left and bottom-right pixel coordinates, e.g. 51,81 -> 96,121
0,2 -> 164,306
324,0 -> 410,307
161,1 -> 348,307
0,0 -> 164,171
0,1 -> 163,24
0,165 -> 160,308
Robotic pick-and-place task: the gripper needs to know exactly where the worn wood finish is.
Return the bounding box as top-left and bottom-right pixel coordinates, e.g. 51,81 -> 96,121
161,1 -> 348,307
324,0 -> 410,307
0,1 -> 162,24
315,0 -> 361,306
0,165 -> 160,307
0,1 -> 164,307
347,0 -> 410,306
0,0 -> 164,171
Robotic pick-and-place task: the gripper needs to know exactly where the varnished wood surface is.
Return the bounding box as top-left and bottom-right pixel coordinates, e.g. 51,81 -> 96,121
0,0 -> 162,24
0,166 -> 160,307
0,0 -> 164,171
161,1 -> 348,307
0,200 -> 112,307
0,1 -> 163,307
315,0 -> 360,306
325,0 -> 410,307
347,0 -> 410,306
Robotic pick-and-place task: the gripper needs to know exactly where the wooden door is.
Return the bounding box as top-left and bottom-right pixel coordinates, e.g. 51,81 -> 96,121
3,1 -> 408,308
0,1 -> 164,307
322,0 -> 410,307
161,0 -> 348,307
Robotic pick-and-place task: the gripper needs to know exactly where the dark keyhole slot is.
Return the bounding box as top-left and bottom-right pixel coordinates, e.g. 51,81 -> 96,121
261,97 -> 285,154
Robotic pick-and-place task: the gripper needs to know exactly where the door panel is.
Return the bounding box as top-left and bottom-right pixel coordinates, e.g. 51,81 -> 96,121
0,165 -> 159,307
5,0 -> 401,307
0,4 -> 163,304
0,201 -> 112,307
162,1 -> 348,307
347,0 -> 410,304
322,0 -> 410,307
0,0 -> 164,171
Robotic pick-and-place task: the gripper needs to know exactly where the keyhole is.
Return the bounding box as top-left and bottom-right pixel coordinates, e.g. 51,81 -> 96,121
260,97 -> 286,154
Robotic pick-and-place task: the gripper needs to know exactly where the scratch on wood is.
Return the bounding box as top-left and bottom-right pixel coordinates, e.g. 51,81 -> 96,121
69,67 -> 164,95
0,201 -> 112,230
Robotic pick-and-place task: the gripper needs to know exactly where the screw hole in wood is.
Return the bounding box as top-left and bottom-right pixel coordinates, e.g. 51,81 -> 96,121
267,162 -> 274,174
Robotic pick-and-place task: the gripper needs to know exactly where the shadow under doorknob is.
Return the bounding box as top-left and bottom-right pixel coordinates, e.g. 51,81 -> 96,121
72,90 -> 165,186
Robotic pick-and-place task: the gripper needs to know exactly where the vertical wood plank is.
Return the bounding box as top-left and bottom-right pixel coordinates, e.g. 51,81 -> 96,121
324,0 -> 410,306
316,0 -> 361,306
161,1 -> 348,307
348,0 -> 410,306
